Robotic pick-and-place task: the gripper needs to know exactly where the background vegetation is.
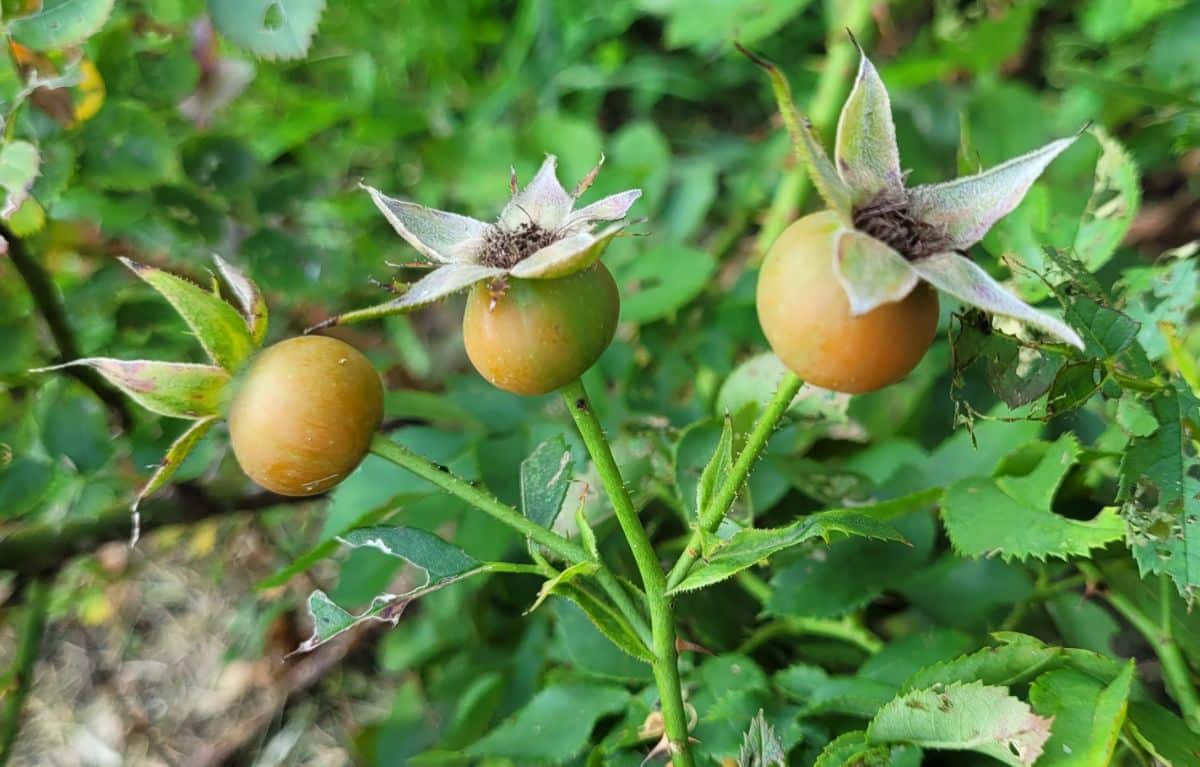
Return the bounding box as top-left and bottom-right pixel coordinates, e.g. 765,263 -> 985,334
2,0 -> 1199,764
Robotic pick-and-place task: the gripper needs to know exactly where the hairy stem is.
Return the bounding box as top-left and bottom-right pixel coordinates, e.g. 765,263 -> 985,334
753,0 -> 874,260
4,225 -> 133,429
667,372 -> 803,591
1078,563 -> 1200,732
0,578 -> 50,764
368,434 -> 651,647
560,380 -> 693,767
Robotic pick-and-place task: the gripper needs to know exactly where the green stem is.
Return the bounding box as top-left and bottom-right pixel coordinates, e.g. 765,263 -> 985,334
753,0 -> 875,259
560,380 -> 694,767
367,434 -> 651,648
1078,563 -> 1200,732
0,579 -> 50,765
667,372 -> 803,591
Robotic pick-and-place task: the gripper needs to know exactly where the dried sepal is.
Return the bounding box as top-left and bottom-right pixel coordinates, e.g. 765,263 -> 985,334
563,189 -> 641,233
908,134 -> 1080,251
33,358 -> 229,419
309,262 -> 506,330
362,183 -> 489,264
911,251 -> 1084,349
835,42 -> 903,204
833,228 -> 918,316
214,255 -> 268,344
509,223 -> 623,279
120,258 -> 255,372
499,154 -> 573,231
737,43 -> 853,220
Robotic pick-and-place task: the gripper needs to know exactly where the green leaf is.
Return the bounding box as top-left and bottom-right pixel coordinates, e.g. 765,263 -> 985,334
654,0 -> 813,49
867,682 -> 1053,766
551,599 -> 651,682
337,526 -> 481,580
34,358 -> 229,419
1119,382 -> 1200,600
121,259 -> 255,372
902,634 -> 1061,693
81,101 -> 178,191
776,664 -> 897,719
551,580 -> 653,663
1073,127 -> 1139,272
770,510 -> 936,618
695,414 -> 733,520
8,0 -> 115,50
941,436 -> 1125,562
294,526 -> 488,653
1126,700 -> 1200,767
1064,296 -> 1141,359
1028,664 -> 1133,767
717,353 -> 850,425
0,141 -> 39,220
617,242 -> 715,324
208,0 -> 327,60
737,709 -> 786,767
214,256 -> 268,345
520,435 -> 574,530
255,495 -> 418,591
135,415 -> 217,516
466,683 -> 630,763
814,731 -> 890,767
524,560 -> 598,615
671,492 -> 931,594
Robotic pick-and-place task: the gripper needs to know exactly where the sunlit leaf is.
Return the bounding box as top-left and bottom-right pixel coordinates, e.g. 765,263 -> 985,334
1029,663 -> 1132,767
121,258 -> 255,371
9,0 -> 115,51
209,0 -> 327,60
941,436 -> 1125,562
1119,382 -> 1200,600
520,435 -> 574,530
34,358 -> 229,419
867,682 -> 1052,766
670,490 -> 935,594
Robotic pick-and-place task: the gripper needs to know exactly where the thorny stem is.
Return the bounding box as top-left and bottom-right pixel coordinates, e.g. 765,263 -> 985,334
367,434 -> 652,648
560,380 -> 694,767
0,578 -> 50,765
667,371 -> 804,592
1077,563 -> 1200,732
753,0 -> 875,260
4,224 -> 134,429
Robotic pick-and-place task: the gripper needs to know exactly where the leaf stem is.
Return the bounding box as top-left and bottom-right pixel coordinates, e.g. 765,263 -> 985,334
367,434 -> 651,647
0,578 -> 50,764
1078,563 -> 1200,732
560,380 -> 694,767
667,371 -> 803,591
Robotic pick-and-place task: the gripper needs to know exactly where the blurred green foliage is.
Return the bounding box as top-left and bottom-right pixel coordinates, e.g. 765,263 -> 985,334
3,0 -> 1200,765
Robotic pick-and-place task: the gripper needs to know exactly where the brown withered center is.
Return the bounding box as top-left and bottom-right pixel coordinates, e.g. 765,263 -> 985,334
852,193 -> 948,261
480,222 -> 561,269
